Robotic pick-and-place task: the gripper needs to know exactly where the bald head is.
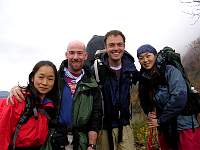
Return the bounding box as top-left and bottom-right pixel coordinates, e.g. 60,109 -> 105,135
67,40 -> 86,52
65,40 -> 88,74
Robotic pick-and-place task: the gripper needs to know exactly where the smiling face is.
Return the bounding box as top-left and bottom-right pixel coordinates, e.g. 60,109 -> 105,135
105,35 -> 125,66
65,41 -> 88,74
138,52 -> 156,70
32,65 -> 55,99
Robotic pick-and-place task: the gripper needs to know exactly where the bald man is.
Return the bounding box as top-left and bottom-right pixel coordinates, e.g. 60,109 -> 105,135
55,40 -> 103,150
8,40 -> 103,150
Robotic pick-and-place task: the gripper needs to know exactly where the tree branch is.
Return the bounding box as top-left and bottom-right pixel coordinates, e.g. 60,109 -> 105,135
181,0 -> 200,23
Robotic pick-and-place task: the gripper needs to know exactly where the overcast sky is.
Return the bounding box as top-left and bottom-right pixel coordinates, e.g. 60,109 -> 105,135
0,0 -> 200,91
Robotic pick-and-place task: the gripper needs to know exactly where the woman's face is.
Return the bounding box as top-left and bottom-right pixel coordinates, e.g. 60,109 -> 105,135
138,52 -> 156,70
32,65 -> 55,99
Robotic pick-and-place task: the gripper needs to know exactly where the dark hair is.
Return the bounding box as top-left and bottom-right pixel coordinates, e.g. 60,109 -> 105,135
26,60 -> 58,103
104,30 -> 126,45
139,65 -> 166,114
140,64 -> 166,86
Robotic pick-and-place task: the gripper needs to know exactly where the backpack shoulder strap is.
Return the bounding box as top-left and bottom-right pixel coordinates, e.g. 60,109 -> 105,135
94,59 -> 103,83
93,49 -> 106,83
11,97 -> 32,150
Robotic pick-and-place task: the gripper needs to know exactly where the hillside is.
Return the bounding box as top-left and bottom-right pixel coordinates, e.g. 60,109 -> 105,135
0,91 -> 9,98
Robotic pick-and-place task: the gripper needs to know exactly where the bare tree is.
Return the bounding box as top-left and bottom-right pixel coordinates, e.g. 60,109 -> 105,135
180,0 -> 200,24
182,37 -> 200,90
183,38 -> 200,70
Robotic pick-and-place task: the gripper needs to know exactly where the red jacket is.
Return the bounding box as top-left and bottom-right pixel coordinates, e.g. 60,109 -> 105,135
0,96 -> 54,150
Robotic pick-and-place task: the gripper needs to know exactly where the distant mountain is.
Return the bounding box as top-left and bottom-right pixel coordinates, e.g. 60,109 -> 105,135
0,91 -> 9,98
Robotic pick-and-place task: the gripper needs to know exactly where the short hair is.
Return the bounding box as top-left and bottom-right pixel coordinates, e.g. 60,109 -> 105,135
104,30 -> 126,45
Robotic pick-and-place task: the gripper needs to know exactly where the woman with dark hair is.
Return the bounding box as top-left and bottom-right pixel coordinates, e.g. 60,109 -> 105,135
137,44 -> 200,150
0,60 -> 58,150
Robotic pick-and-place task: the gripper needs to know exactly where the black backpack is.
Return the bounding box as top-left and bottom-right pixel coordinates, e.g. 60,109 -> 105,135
85,35 -> 105,67
85,35 -> 107,84
156,46 -> 200,116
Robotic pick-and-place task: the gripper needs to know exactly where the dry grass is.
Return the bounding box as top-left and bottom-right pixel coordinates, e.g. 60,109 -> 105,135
130,85 -> 148,150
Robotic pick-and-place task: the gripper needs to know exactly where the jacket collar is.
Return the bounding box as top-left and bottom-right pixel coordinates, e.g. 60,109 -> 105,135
101,50 -> 137,72
58,59 -> 97,88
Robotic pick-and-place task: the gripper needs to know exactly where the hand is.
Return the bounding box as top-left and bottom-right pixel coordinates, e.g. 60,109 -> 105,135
148,112 -> 156,119
147,112 -> 158,128
87,146 -> 95,150
88,131 -> 97,146
147,118 -> 159,128
87,144 -> 96,150
6,86 -> 25,105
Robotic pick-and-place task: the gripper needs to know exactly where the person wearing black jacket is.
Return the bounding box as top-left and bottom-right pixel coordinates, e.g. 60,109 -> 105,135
95,30 -> 138,150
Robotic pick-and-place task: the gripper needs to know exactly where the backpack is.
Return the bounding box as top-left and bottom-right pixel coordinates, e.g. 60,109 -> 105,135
86,35 -> 105,67
85,35 -> 107,83
156,46 -> 200,116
